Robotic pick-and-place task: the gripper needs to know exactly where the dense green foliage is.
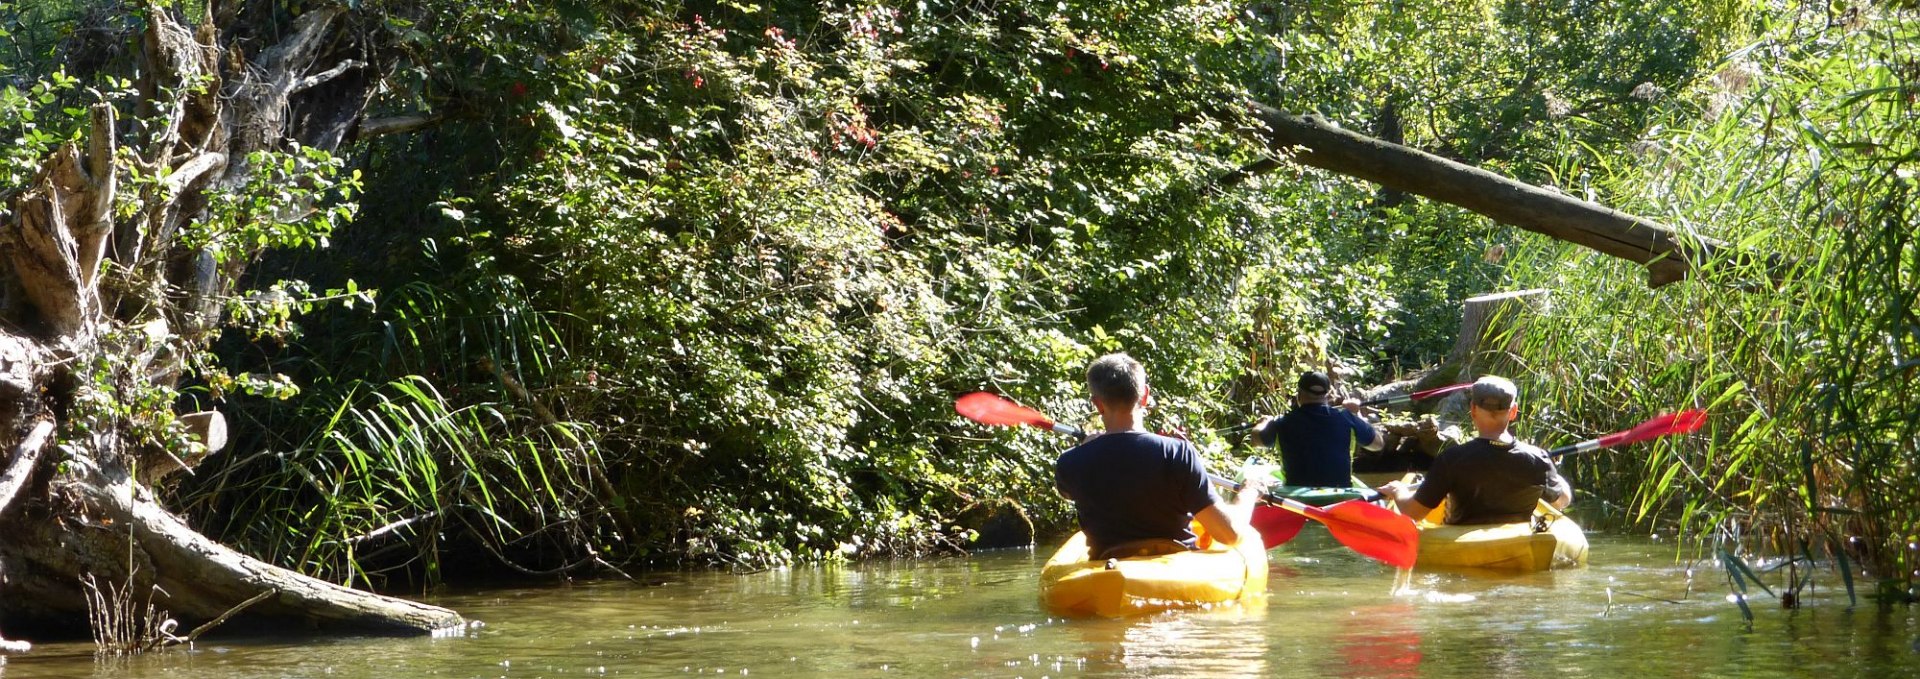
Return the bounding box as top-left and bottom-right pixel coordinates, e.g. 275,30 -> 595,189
179,0 -> 1756,580
21,0 -> 1912,592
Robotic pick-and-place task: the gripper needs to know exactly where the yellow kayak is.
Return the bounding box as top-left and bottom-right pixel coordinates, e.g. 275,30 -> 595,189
1415,501 -> 1589,572
1039,532 -> 1268,618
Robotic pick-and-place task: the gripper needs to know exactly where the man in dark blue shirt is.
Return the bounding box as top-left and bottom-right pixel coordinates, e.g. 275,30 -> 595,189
1055,353 -> 1258,559
1251,371 -> 1383,487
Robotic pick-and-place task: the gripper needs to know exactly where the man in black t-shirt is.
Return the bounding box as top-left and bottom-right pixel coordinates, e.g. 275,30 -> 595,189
1377,376 -> 1572,525
1250,371 -> 1384,487
1055,353 -> 1259,558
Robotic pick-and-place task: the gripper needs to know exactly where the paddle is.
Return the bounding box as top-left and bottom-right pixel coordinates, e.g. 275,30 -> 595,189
1361,382 -> 1474,408
1263,496 -> 1419,569
956,392 -> 1419,567
1214,382 -> 1473,434
1545,409 -> 1708,458
1203,474 -> 1417,568
954,391 -> 1087,439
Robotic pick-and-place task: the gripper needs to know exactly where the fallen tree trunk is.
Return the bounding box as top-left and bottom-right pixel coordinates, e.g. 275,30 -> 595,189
0,2 -> 460,642
1235,104 -> 1777,287
3,454 -> 461,633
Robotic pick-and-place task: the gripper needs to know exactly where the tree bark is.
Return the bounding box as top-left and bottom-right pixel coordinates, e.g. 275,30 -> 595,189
1235,103 -> 1777,287
1418,289 -> 1552,390
0,2 -> 461,642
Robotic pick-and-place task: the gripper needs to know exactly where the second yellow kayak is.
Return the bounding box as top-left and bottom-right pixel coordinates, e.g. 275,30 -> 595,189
1416,501 -> 1589,572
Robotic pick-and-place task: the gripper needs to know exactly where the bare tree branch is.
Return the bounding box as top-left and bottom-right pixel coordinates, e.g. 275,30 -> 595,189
163,152 -> 227,196
294,59 -> 365,93
0,420 -> 54,517
355,114 -> 445,141
75,104 -> 118,293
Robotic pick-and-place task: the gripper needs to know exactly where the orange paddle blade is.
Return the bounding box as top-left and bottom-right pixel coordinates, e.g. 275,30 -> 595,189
1609,408 -> 1708,446
1250,504 -> 1308,548
1286,499 -> 1420,569
955,392 -> 1053,428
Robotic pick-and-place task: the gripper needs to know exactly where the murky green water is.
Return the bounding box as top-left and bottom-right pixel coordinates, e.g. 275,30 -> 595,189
4,532 -> 1916,678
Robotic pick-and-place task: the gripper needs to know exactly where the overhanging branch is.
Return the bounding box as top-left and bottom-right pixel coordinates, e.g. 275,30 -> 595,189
1230,102 -> 1782,287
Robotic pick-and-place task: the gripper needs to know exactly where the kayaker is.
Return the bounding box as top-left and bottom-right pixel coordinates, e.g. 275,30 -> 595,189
1055,353 -> 1261,559
1248,371 -> 1384,487
1375,376 -> 1573,524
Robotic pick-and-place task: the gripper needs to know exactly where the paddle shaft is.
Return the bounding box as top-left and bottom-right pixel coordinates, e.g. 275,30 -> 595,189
1360,382 -> 1472,408
1218,383 -> 1471,433
1546,439 -> 1603,458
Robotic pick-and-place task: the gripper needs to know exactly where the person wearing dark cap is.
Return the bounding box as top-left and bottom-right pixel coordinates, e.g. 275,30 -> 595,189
1056,353 -> 1261,559
1250,371 -> 1384,488
1377,375 -> 1573,524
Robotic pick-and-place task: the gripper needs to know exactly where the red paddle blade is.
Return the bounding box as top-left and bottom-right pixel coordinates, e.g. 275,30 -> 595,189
1408,383 -> 1474,400
955,392 -> 1053,428
1250,504 -> 1308,548
1314,500 -> 1421,569
1596,409 -> 1708,448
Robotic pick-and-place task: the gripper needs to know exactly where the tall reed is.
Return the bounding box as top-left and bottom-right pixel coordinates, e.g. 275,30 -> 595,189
1500,8 -> 1917,589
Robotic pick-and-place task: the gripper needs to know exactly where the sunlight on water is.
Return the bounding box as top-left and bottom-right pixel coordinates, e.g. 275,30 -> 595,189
0,532 -> 1916,678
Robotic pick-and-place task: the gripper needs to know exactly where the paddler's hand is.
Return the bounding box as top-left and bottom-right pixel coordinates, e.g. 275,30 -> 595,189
1249,416 -> 1275,446
1231,474 -> 1269,510
1376,479 -> 1416,505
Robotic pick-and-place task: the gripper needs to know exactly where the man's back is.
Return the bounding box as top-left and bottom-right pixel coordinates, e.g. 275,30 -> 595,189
1055,432 -> 1218,557
1263,404 -> 1371,487
1412,438 -> 1568,524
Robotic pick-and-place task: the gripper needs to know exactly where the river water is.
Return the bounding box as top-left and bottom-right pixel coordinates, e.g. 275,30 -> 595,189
3,532 -> 1916,678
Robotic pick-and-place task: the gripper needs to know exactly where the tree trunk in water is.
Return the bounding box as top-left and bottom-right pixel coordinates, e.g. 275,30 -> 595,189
1235,104 -> 1776,288
1418,289 -> 1553,387
0,3 -> 459,642
1356,289 -> 1551,420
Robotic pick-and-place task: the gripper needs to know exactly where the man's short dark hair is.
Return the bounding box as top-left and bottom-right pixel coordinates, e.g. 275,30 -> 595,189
1086,353 -> 1146,408
1469,375 -> 1519,411
1297,371 -> 1332,397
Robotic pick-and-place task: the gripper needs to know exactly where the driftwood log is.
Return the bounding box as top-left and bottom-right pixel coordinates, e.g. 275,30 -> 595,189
0,2 -> 459,642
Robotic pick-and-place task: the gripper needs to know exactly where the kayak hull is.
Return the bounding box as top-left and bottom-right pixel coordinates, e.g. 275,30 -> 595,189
1039,532 -> 1267,618
1415,504 -> 1589,572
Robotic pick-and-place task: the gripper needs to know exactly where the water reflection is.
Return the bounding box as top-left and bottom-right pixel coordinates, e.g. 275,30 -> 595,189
1334,604 -> 1423,679
1067,604 -> 1270,677
0,536 -> 1916,678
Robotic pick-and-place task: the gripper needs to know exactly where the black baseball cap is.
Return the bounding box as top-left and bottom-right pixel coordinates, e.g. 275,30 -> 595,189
1297,371 -> 1332,396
